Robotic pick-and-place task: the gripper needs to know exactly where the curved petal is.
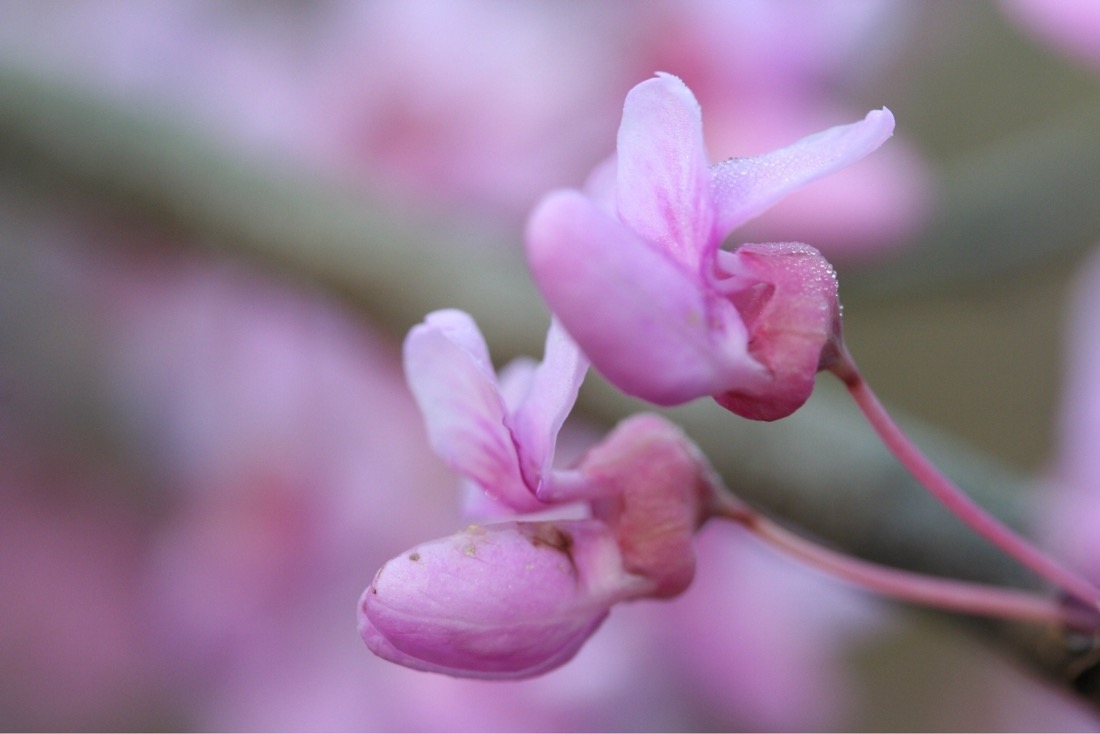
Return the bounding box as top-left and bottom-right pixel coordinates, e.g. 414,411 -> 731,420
403,313 -> 542,511
526,189 -> 763,407
509,318 -> 589,494
616,73 -> 714,269
496,355 -> 538,415
420,309 -> 496,379
710,108 -> 895,237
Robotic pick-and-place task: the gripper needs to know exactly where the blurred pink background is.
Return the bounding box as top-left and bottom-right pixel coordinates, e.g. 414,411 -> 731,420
2,1 -> 1100,730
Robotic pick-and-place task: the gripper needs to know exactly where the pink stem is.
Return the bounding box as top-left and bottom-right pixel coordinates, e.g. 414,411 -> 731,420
831,351 -> 1100,612
713,499 -> 1097,630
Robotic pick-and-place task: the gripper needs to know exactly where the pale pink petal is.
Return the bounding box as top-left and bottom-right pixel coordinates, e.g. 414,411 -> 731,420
420,309 -> 496,379
405,310 -> 589,512
527,190 -> 763,407
710,108 -> 895,236
719,105 -> 932,260
510,319 -> 589,494
496,356 -> 537,415
616,73 -> 713,269
403,313 -> 542,512
458,477 -> 522,521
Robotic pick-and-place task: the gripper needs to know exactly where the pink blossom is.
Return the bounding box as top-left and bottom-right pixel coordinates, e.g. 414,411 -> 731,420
360,411 -> 720,679
526,73 -> 893,418
10,225 -> 885,727
403,309 -> 589,513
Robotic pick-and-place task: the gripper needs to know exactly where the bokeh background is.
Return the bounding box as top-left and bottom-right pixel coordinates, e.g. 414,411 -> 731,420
2,0 -> 1100,730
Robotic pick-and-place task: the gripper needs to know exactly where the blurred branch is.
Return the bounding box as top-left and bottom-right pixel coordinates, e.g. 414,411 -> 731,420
1,63 -> 1098,703
0,63 -> 549,353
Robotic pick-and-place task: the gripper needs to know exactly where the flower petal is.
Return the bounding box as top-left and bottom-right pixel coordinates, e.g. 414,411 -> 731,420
526,189 -> 763,406
710,108 -> 895,237
616,73 -> 714,269
496,355 -> 538,415
509,318 -> 589,495
403,311 -> 543,512
420,309 -> 496,379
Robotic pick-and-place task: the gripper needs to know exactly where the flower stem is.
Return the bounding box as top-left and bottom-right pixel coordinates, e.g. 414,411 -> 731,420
712,497 -> 1097,630
830,350 -> 1100,612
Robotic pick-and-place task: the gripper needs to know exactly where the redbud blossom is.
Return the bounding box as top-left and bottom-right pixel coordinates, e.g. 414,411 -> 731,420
359,413 -> 723,679
403,309 -> 589,512
526,72 -> 891,419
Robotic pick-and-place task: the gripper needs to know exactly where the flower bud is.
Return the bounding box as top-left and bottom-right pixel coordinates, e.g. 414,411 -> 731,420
713,242 -> 843,421
358,520 -> 648,679
581,413 -> 720,597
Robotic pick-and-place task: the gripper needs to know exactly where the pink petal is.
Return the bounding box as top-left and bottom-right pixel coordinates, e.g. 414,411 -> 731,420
710,108 -> 895,237
527,189 -> 763,407
420,309 -> 496,379
358,520 -> 643,679
616,73 -> 714,269
403,312 -> 542,512
509,319 -> 589,494
495,355 -> 538,415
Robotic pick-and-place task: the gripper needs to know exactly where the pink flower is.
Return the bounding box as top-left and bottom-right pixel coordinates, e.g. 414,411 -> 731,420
526,73 -> 894,419
15,213 -> 885,727
402,309 -> 589,513
360,412 -> 720,679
